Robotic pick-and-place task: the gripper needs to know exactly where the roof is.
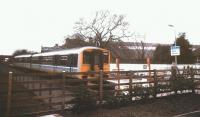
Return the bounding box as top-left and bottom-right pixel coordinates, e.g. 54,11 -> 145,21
32,46 -> 105,57
14,46 -> 109,58
14,54 -> 32,58
193,48 -> 200,56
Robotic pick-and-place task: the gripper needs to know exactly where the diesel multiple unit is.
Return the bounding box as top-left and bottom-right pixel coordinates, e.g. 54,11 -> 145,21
13,46 -> 110,79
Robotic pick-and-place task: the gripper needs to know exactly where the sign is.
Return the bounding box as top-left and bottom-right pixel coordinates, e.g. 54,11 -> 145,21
170,46 -> 180,56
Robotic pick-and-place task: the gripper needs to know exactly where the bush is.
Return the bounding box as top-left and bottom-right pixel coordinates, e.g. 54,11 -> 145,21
104,92 -> 132,109
70,85 -> 97,113
133,85 -> 154,100
170,75 -> 194,93
156,84 -> 171,92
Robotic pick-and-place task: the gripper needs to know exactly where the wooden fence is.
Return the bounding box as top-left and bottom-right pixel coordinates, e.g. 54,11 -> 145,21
1,68 -> 200,117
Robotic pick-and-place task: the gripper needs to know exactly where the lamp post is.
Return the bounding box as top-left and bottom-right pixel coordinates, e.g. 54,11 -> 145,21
168,24 -> 177,65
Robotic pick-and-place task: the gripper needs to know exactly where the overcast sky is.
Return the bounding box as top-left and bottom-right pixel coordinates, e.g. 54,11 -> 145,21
0,0 -> 200,55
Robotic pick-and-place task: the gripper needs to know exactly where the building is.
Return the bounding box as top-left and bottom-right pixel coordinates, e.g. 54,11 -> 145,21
0,55 -> 12,63
41,44 -> 62,53
193,48 -> 200,64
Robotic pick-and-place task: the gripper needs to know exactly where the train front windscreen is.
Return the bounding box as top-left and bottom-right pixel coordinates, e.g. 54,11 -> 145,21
83,50 -> 109,71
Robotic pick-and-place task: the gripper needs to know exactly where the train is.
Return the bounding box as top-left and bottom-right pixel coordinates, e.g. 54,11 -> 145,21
13,46 -> 110,79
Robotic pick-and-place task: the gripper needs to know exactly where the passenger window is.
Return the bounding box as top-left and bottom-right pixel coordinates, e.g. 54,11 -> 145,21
60,55 -> 68,66
59,54 -> 78,67
83,52 -> 90,64
69,54 -> 78,67
103,52 -> 109,63
42,56 -> 53,65
32,57 -> 39,64
94,55 -> 100,65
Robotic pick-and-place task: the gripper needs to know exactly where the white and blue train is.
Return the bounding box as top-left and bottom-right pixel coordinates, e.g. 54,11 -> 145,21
13,46 -> 110,79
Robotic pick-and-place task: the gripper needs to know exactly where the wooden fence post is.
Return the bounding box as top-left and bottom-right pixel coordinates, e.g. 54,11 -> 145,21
6,72 -> 13,117
190,68 -> 195,94
153,69 -> 157,98
32,74 -> 35,90
129,71 -> 133,101
39,77 -> 42,96
48,75 -> 52,109
27,76 -> 29,89
25,76 -> 28,88
83,75 -> 88,86
116,71 -> 120,95
62,71 -> 66,111
99,70 -> 103,104
22,76 -> 24,87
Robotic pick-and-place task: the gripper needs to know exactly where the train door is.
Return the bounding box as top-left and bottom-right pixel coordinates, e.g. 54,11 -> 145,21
94,50 -> 104,71
83,50 -> 104,72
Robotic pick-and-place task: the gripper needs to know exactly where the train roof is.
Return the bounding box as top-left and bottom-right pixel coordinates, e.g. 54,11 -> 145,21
32,46 -> 108,57
14,54 -> 32,58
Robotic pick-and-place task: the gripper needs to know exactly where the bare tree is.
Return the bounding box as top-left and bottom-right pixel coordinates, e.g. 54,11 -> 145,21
74,10 -> 132,48
127,34 -> 147,60
73,11 -> 150,63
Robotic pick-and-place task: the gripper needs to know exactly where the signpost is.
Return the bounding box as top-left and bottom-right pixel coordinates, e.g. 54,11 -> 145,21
170,46 -> 180,65
170,46 -> 180,56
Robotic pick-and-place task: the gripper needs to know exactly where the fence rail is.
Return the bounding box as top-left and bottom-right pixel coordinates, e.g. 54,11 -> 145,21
1,68 -> 200,117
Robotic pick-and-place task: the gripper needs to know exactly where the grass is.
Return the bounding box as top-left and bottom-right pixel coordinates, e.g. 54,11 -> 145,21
64,94 -> 200,117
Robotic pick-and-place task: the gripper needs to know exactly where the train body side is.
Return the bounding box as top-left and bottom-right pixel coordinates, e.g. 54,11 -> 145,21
13,46 -> 110,79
